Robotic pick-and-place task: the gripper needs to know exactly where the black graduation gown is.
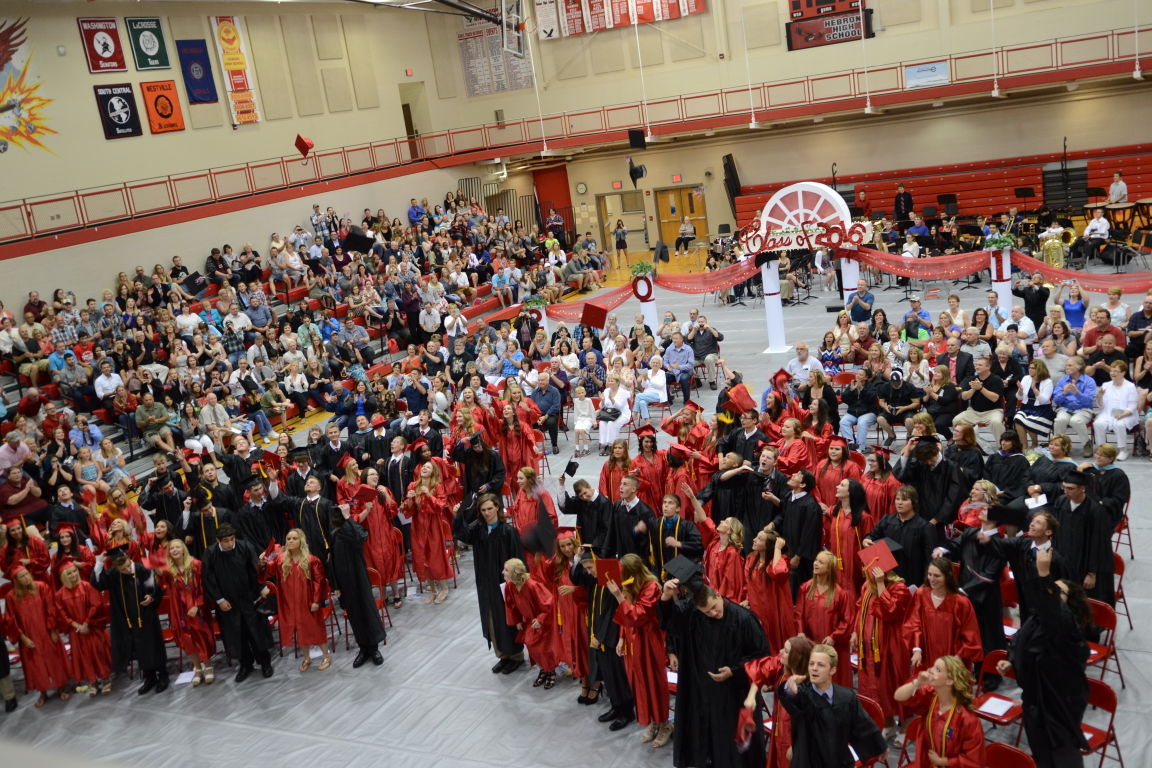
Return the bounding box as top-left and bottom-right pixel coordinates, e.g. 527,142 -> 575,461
571,561 -> 633,712
560,489 -> 611,550
1082,465 -> 1130,530
330,520 -> 386,650
186,508 -> 232,559
404,425 -> 444,458
643,513 -> 703,580
1050,494 -> 1113,603
196,481 -> 237,515
698,470 -> 744,525
719,428 -> 767,465
1007,456 -> 1076,511
983,452 -> 1030,501
941,528 -> 1008,654
202,539 -> 274,659
943,444 -> 985,485
93,564 -> 167,674
279,494 -> 335,564
774,492 -> 823,597
49,503 -> 90,540
285,468 -> 321,499
778,681 -> 887,768
382,456 -> 414,513
452,511 -> 524,657
140,487 -> 187,530
865,513 -> 938,585
234,499 -> 288,548
219,451 -> 265,490
894,455 -> 966,525
742,469 -> 786,555
1009,574 -> 1090,763
451,442 -> 507,499
316,441 -> 350,499
348,429 -> 374,464
366,432 -> 393,466
982,536 -> 1068,622
658,597 -> 770,768
599,498 -> 653,559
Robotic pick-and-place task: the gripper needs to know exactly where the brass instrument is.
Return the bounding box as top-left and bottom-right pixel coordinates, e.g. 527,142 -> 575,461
1061,227 -> 1075,245
1041,236 -> 1066,268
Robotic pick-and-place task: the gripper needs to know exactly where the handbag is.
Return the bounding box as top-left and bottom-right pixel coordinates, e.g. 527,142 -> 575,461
596,407 -> 622,422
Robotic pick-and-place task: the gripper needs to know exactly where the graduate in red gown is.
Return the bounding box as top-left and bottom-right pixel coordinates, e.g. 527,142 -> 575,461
813,437 -> 862,509
55,560 -> 112,696
744,527 -> 797,653
773,418 -> 812,477
5,566 -> 70,705
632,427 -> 669,514
52,527 -> 96,587
0,520 -> 51,581
893,656 -> 986,768
598,439 -> 633,503
664,447 -> 698,514
352,467 -> 405,607
89,516 -> 142,562
495,403 -> 539,497
138,519 -> 177,572
905,558 -> 983,673
264,528 -> 331,671
509,467 -> 559,577
335,459 -> 362,507
693,506 -> 747,603
159,539 -> 217,686
411,440 -> 462,510
743,635 -> 813,768
551,535 -> 591,696
800,400 -> 837,468
661,402 -> 710,451
404,460 -> 454,604
824,478 -> 874,592
853,561 -> 912,723
503,557 -> 559,688
608,553 -> 672,747
795,551 -> 854,687
861,448 -> 902,518
505,384 -> 543,425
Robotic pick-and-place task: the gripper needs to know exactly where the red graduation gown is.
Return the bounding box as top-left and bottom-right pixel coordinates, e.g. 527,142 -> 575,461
496,422 -> 538,496
632,451 -> 669,513
267,554 -> 329,647
773,439 -> 811,477
802,424 -> 835,470
862,474 -> 902,518
555,563 -> 589,680
54,581 -> 111,682
660,414 -> 710,450
405,483 -> 454,582
6,583 -> 70,692
698,518 -> 747,603
510,488 -> 558,576
598,462 -> 630,503
53,546 -> 96,588
89,529 -> 142,562
744,655 -> 791,768
665,465 -> 697,517
1,536 -> 51,582
794,579 -> 854,687
902,686 -> 986,768
505,577 -> 559,670
355,485 -> 404,586
613,580 -> 669,726
905,590 -> 984,671
823,506 -> 874,592
813,460 -> 862,510
158,560 -> 216,660
744,552 -> 797,654
854,580 -> 912,719
137,532 -> 170,571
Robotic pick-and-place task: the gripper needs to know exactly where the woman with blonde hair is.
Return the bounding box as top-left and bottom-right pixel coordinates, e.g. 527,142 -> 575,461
894,655 -> 985,768
597,373 -> 632,452
957,479 -> 999,529
795,552 -> 854,687
851,559 -> 911,727
502,557 -> 559,689
744,527 -> 795,653
265,528 -> 331,671
605,553 -> 671,746
56,559 -> 112,696
160,539 -> 217,686
405,460 -> 454,604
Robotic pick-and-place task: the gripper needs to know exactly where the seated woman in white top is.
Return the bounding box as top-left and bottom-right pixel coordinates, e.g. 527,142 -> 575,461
1094,359 -> 1138,460
633,355 -> 669,425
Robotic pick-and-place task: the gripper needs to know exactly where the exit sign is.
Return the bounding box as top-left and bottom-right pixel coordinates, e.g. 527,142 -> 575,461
672,174 -> 682,183
612,180 -> 623,189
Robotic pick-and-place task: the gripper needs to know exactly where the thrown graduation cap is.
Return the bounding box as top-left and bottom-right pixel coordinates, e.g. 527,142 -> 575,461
580,302 -> 609,329
772,368 -> 792,386
664,554 -> 702,588
988,503 -> 1027,530
858,538 -> 901,574
627,157 -> 647,188
521,495 -> 558,556
724,382 -> 757,414
564,460 -> 580,478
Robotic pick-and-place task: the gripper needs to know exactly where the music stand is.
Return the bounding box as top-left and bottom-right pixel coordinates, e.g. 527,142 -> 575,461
937,194 -> 959,217
1014,187 -> 1036,214
1087,187 -> 1107,203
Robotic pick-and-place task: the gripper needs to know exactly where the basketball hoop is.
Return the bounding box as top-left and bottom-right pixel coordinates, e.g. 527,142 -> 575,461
501,0 -> 525,58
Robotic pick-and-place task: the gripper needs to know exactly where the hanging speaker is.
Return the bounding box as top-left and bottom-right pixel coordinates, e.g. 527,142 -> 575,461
628,129 -> 647,150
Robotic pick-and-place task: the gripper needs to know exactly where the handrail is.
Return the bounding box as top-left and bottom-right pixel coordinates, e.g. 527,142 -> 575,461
0,25 -> 1146,246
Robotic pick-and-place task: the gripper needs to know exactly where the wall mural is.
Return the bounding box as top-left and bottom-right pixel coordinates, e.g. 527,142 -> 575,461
0,17 -> 55,154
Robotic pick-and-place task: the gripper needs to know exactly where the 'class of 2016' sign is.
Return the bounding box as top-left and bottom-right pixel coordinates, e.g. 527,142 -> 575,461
93,83 -> 142,140
78,18 -> 127,73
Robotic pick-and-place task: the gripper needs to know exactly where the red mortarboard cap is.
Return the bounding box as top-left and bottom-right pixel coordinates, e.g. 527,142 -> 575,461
684,399 -> 704,413
869,445 -> 893,459
337,455 -> 354,469
827,435 -> 849,449
858,538 -> 900,575
11,565 -> 29,579
772,368 -> 792,385
370,414 -> 386,428
595,558 -> 622,587
557,527 -> 579,541
580,303 -> 609,329
634,424 -> 657,440
294,134 -> 314,159
410,438 -> 428,452
668,442 -> 693,459
724,382 -> 757,414
81,485 -> 98,504
484,383 -> 501,398
56,523 -> 79,535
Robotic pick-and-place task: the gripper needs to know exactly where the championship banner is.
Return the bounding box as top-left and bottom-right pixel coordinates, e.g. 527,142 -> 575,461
176,39 -> 219,104
140,80 -> 185,134
536,0 -> 706,39
210,16 -> 261,125
126,17 -> 171,70
93,84 -> 142,140
785,9 -> 873,51
77,18 -> 127,73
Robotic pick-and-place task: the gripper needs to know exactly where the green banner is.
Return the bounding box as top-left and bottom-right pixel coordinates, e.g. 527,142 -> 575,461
126,17 -> 170,70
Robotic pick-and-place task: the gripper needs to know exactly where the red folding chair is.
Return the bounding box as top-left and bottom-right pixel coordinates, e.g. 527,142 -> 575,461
1087,599 -> 1125,688
971,649 -> 1024,745
895,715 -> 923,767
856,694 -> 889,768
532,428 -> 551,473
984,742 -> 1037,768
1111,552 -> 1132,630
366,567 -> 393,630
1081,678 -> 1124,768
1112,500 -> 1132,560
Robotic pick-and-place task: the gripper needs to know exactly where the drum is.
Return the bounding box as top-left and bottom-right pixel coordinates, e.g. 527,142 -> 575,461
1106,202 -> 1136,230
1083,202 -> 1099,220
1135,197 -> 1152,228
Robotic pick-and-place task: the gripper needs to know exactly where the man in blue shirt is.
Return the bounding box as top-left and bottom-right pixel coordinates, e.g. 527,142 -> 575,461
663,332 -> 696,403
407,198 -> 426,227
844,279 -> 875,323
906,216 -> 930,238
903,296 -> 932,331
529,380 -> 562,454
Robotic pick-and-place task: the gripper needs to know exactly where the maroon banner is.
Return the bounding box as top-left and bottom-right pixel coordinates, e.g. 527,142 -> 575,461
587,0 -> 610,31
545,284 -> 634,321
609,0 -> 631,27
78,18 -> 128,73
562,0 -> 587,35
653,259 -> 759,294
657,0 -> 682,20
786,9 -> 873,51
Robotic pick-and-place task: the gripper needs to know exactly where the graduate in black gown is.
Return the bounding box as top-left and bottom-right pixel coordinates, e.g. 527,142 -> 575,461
185,491 -> 232,559
998,548 -> 1091,768
93,552 -> 169,694
772,469 -> 823,599
1080,444 -> 1130,532
895,436 -> 966,528
863,485 -> 938,586
452,493 -> 525,672
1005,434 -> 1078,514
1048,471 -> 1113,604
658,583 -> 770,768
202,524 -> 274,681
983,432 -> 1030,501
218,435 -> 267,492
697,453 -> 747,525
979,510 -> 1067,622
189,461 -> 237,517
570,550 -> 635,731
285,448 -> 323,498
329,507 -> 386,667
599,475 -> 652,559
777,644 -> 886,768
451,434 -> 507,500
558,476 -> 611,550
642,494 -> 703,581
233,477 -> 288,547
743,447 -> 787,556
271,474 -> 335,565
718,410 -> 766,465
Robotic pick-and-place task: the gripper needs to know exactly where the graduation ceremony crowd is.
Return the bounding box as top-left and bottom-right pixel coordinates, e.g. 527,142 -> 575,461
0,190 -> 1138,768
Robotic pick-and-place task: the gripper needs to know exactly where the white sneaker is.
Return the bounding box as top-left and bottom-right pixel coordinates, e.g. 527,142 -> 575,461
267,430 -> 280,440
1117,450 -> 1129,461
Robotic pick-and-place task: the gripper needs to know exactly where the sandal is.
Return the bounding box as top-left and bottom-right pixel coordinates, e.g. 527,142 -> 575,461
391,596 -> 403,608
533,670 -> 549,687
299,656 -> 312,673
203,667 -> 215,685
100,680 -> 112,696
35,693 -> 47,708
58,691 -> 71,702
434,588 -> 448,604
543,673 -> 556,690
191,669 -> 204,687
318,656 -> 332,671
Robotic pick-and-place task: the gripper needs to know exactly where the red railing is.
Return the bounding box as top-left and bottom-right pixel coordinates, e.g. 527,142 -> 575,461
0,26 -> 1145,246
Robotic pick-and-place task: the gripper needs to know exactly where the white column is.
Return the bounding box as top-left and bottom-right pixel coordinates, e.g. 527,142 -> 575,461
840,255 -> 861,303
991,249 -> 1013,315
761,261 -> 791,354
